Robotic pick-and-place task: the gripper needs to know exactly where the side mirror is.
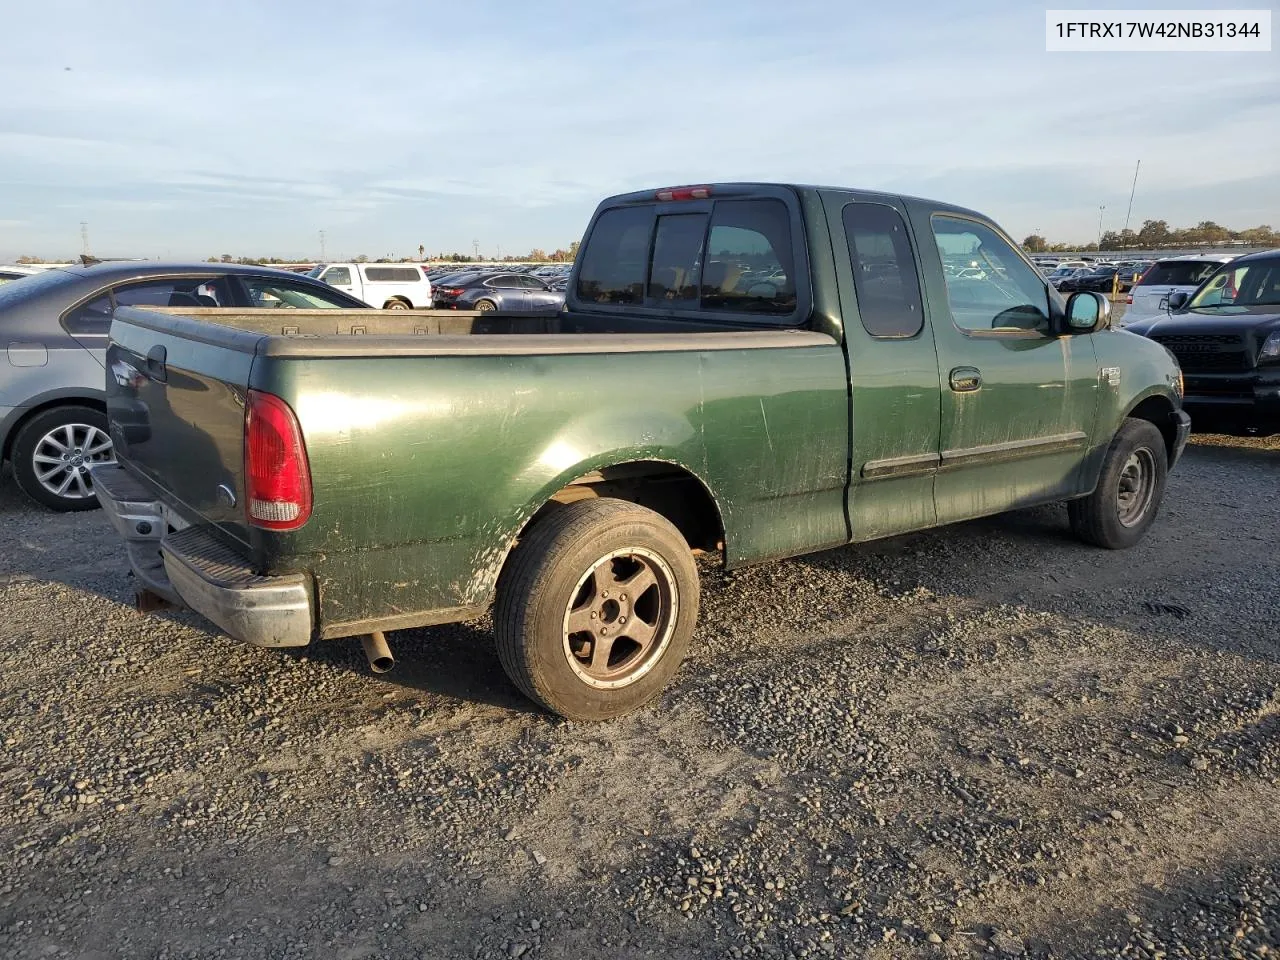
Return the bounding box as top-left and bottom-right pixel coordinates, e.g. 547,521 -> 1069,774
1167,291 -> 1189,311
1064,291 -> 1110,333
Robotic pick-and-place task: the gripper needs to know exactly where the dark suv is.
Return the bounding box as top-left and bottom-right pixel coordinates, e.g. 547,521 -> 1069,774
0,261 -> 369,511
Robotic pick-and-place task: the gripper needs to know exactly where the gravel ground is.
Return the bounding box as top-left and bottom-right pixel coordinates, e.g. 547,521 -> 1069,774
1,431 -> 1278,960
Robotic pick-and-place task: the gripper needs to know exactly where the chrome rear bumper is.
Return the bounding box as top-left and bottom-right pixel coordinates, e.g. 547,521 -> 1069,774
91,464 -> 314,648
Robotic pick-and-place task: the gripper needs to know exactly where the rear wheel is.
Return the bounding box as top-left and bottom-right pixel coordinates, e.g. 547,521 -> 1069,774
384,298 -> 411,310
1068,417 -> 1167,549
474,299 -> 496,313
494,498 -> 699,720
11,405 -> 115,512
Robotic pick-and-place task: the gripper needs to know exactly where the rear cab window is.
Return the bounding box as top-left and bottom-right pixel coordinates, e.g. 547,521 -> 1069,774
572,187 -> 807,324
1136,260 -> 1228,287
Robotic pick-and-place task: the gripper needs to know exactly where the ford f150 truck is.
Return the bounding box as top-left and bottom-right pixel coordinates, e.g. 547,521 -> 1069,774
92,182 -> 1191,721
1123,248 -> 1280,435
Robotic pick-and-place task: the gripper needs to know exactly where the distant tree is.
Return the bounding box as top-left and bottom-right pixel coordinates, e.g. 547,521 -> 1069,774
1136,219 -> 1170,248
1195,221 -> 1229,246
219,254 -> 233,263
568,240 -> 579,261
1239,225 -> 1275,246
206,256 -> 219,262
528,248 -> 548,262
418,244 -> 425,260
1021,235 -> 1047,252
16,255 -> 47,263
353,254 -> 369,263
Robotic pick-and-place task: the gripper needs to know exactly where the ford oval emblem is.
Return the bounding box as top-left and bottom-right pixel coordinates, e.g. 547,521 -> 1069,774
217,483 -> 237,508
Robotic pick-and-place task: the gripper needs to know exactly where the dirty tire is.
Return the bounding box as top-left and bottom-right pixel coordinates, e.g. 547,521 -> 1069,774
494,498 -> 699,721
384,299 -> 411,310
1069,417 -> 1168,549
474,299 -> 496,313
11,405 -> 112,513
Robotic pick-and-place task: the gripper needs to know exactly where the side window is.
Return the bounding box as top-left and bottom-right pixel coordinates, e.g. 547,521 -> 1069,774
490,275 -> 523,289
842,202 -> 923,338
518,275 -> 545,289
932,216 -> 1050,333
63,295 -> 113,336
322,266 -> 352,286
576,206 -> 653,305
241,278 -> 354,309
701,199 -> 796,315
112,278 -> 231,309
647,213 -> 707,302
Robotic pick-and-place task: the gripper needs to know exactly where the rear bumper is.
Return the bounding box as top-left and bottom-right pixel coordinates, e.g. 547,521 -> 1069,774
91,464 -> 314,648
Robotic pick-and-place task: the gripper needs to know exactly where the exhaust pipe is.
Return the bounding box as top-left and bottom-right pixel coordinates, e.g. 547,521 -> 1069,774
360,631 -> 395,674
135,587 -> 175,612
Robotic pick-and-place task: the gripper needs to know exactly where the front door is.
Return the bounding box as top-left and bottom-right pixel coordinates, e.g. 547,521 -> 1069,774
822,192 -> 942,541
912,207 -> 1100,524
320,265 -> 358,302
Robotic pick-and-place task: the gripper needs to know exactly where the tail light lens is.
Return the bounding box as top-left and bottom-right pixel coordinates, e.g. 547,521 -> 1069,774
244,389 -> 312,530
439,287 -> 463,297
655,185 -> 711,201
1126,293 -> 1133,304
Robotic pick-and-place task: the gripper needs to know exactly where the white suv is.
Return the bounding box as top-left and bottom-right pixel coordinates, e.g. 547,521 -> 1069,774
308,263 -> 432,310
1120,255 -> 1236,326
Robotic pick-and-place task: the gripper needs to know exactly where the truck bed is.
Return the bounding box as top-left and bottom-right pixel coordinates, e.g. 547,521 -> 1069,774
129,306 -> 832,357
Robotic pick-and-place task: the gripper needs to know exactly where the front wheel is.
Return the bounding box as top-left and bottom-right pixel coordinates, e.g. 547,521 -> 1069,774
384,299 -> 411,311
474,299 -> 496,313
11,405 -> 115,512
494,498 -> 699,720
1068,418 -> 1168,549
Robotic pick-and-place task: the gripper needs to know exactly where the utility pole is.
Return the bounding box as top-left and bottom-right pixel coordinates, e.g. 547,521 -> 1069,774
1123,159 -> 1141,236
1097,204 -> 1106,249
80,221 -> 90,256
472,239 -> 480,261
319,230 -> 327,261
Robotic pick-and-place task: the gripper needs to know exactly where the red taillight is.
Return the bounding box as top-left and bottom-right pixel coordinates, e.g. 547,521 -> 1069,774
244,389 -> 312,530
1126,293 -> 1133,304
655,185 -> 711,201
440,286 -> 463,296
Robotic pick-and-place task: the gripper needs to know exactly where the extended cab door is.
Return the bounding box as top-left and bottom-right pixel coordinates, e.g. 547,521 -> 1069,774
907,204 -> 1100,524
822,192 -> 942,541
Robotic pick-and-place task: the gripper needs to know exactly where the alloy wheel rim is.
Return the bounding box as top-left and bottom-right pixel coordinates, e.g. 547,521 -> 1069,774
1116,447 -> 1156,527
33,424 -> 114,499
561,547 -> 678,689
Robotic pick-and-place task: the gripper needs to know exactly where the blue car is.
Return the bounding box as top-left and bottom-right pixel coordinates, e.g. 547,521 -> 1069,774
432,271 -> 566,312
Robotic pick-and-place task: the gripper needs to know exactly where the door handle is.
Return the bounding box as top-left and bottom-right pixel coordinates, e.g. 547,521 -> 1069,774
146,344 -> 167,383
949,366 -> 981,392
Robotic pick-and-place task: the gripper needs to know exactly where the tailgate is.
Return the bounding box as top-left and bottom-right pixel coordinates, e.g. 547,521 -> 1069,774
105,306 -> 261,547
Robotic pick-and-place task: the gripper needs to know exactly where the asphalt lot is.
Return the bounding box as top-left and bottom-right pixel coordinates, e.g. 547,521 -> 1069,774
1,429 -> 1278,959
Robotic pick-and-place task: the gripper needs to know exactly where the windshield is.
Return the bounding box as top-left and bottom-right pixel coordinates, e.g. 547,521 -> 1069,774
1187,257 -> 1280,311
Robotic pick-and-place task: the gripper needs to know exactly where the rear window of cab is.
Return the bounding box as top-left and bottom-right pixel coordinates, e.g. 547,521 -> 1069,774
574,197 -> 800,321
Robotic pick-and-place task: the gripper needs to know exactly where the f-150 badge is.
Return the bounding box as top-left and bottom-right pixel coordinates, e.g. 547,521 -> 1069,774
1100,366 -> 1121,386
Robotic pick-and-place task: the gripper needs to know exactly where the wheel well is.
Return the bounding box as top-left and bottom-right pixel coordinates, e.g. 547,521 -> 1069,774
383,296 -> 412,308
524,461 -> 725,555
1127,395 -> 1177,464
2,397 -> 105,462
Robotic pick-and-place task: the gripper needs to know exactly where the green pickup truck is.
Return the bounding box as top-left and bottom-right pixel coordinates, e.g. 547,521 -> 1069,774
93,183 -> 1190,720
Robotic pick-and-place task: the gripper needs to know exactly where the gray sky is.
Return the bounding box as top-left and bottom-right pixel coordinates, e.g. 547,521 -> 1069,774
1,0 -> 1277,260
